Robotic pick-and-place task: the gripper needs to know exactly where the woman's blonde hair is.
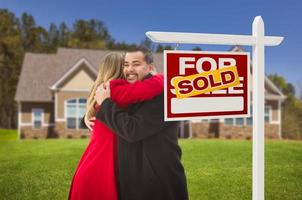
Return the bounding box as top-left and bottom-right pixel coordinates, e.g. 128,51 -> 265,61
85,52 -> 124,122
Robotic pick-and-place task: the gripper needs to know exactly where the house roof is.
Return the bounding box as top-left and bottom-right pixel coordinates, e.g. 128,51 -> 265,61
15,48 -> 163,102
15,47 -> 285,102
15,53 -> 58,102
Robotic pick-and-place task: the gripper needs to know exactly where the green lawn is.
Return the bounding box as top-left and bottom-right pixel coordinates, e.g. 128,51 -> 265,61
0,130 -> 301,200
0,129 -> 18,141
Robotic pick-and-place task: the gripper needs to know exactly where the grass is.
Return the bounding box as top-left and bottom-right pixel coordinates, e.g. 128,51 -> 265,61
0,129 -> 18,140
0,129 -> 301,200
181,139 -> 302,200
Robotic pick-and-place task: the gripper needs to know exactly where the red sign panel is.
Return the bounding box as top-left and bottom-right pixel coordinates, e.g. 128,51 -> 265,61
164,50 -> 250,121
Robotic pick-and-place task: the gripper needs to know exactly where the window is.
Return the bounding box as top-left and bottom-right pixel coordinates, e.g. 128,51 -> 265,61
235,118 -> 244,125
246,106 -> 253,125
223,105 -> 271,126
224,118 -> 234,125
224,117 -> 244,126
66,98 -> 87,129
201,119 -> 219,123
265,106 -> 271,123
32,109 -> 43,129
210,119 -> 219,123
246,117 -> 253,125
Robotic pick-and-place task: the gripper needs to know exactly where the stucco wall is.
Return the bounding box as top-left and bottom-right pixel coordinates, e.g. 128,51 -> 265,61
60,65 -> 95,90
266,100 -> 279,122
21,102 -> 54,124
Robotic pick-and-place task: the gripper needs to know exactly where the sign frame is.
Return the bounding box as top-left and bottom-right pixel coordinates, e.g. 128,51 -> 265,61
163,50 -> 251,121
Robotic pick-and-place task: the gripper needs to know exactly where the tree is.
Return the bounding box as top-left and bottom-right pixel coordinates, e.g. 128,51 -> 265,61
192,46 -> 202,51
268,73 -> 295,96
58,22 -> 70,47
20,12 -> 35,50
68,19 -> 112,49
20,12 -> 49,52
282,95 -> 302,139
268,73 -> 302,139
107,40 -> 138,51
156,44 -> 173,52
0,9 -> 24,128
47,23 -> 59,51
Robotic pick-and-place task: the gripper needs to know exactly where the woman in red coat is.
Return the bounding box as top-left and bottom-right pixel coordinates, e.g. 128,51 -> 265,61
68,52 -> 163,200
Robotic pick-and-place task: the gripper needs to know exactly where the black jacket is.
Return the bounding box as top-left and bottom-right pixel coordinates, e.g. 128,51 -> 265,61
96,91 -> 188,200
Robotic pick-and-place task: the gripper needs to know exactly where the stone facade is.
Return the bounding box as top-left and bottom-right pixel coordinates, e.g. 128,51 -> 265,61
219,123 -> 252,139
20,126 -> 53,139
191,122 -> 219,138
264,124 -> 280,139
20,120 -> 280,140
20,122 -> 90,139
54,122 -> 90,139
192,122 -> 280,140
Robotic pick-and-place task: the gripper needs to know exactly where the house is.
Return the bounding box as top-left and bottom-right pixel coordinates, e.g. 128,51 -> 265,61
15,47 -> 285,139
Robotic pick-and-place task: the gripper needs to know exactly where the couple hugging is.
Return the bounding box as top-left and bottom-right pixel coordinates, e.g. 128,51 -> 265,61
68,46 -> 188,200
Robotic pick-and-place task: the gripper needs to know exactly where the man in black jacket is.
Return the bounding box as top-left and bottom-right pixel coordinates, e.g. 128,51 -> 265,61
94,46 -> 188,200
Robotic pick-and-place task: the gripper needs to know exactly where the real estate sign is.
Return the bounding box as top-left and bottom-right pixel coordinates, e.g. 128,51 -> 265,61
164,50 -> 250,121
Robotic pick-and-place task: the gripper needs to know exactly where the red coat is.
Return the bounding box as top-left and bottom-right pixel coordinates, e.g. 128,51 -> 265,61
68,74 -> 163,200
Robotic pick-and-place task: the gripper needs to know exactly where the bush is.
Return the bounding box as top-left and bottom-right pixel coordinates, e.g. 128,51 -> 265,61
282,95 -> 302,139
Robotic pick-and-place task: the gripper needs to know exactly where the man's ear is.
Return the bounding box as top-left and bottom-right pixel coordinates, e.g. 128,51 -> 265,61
149,64 -> 157,75
148,64 -> 155,71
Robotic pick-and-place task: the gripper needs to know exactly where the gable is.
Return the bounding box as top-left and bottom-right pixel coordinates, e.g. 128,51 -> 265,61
265,81 -> 278,95
59,64 -> 96,90
50,57 -> 97,90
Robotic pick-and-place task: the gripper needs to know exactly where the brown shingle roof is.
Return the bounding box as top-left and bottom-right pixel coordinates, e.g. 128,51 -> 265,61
15,48 -> 164,102
15,53 -> 58,102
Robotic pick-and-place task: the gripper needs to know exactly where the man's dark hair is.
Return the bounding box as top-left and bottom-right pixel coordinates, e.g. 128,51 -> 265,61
128,45 -> 153,64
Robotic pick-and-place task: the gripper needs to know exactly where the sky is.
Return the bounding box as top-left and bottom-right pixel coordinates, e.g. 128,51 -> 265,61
1,0 -> 301,96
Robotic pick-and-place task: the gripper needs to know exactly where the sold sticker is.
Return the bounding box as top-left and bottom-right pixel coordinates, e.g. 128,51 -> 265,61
172,66 -> 240,98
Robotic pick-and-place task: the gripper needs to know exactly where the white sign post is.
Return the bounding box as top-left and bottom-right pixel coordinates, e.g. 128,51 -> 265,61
146,16 -> 283,200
